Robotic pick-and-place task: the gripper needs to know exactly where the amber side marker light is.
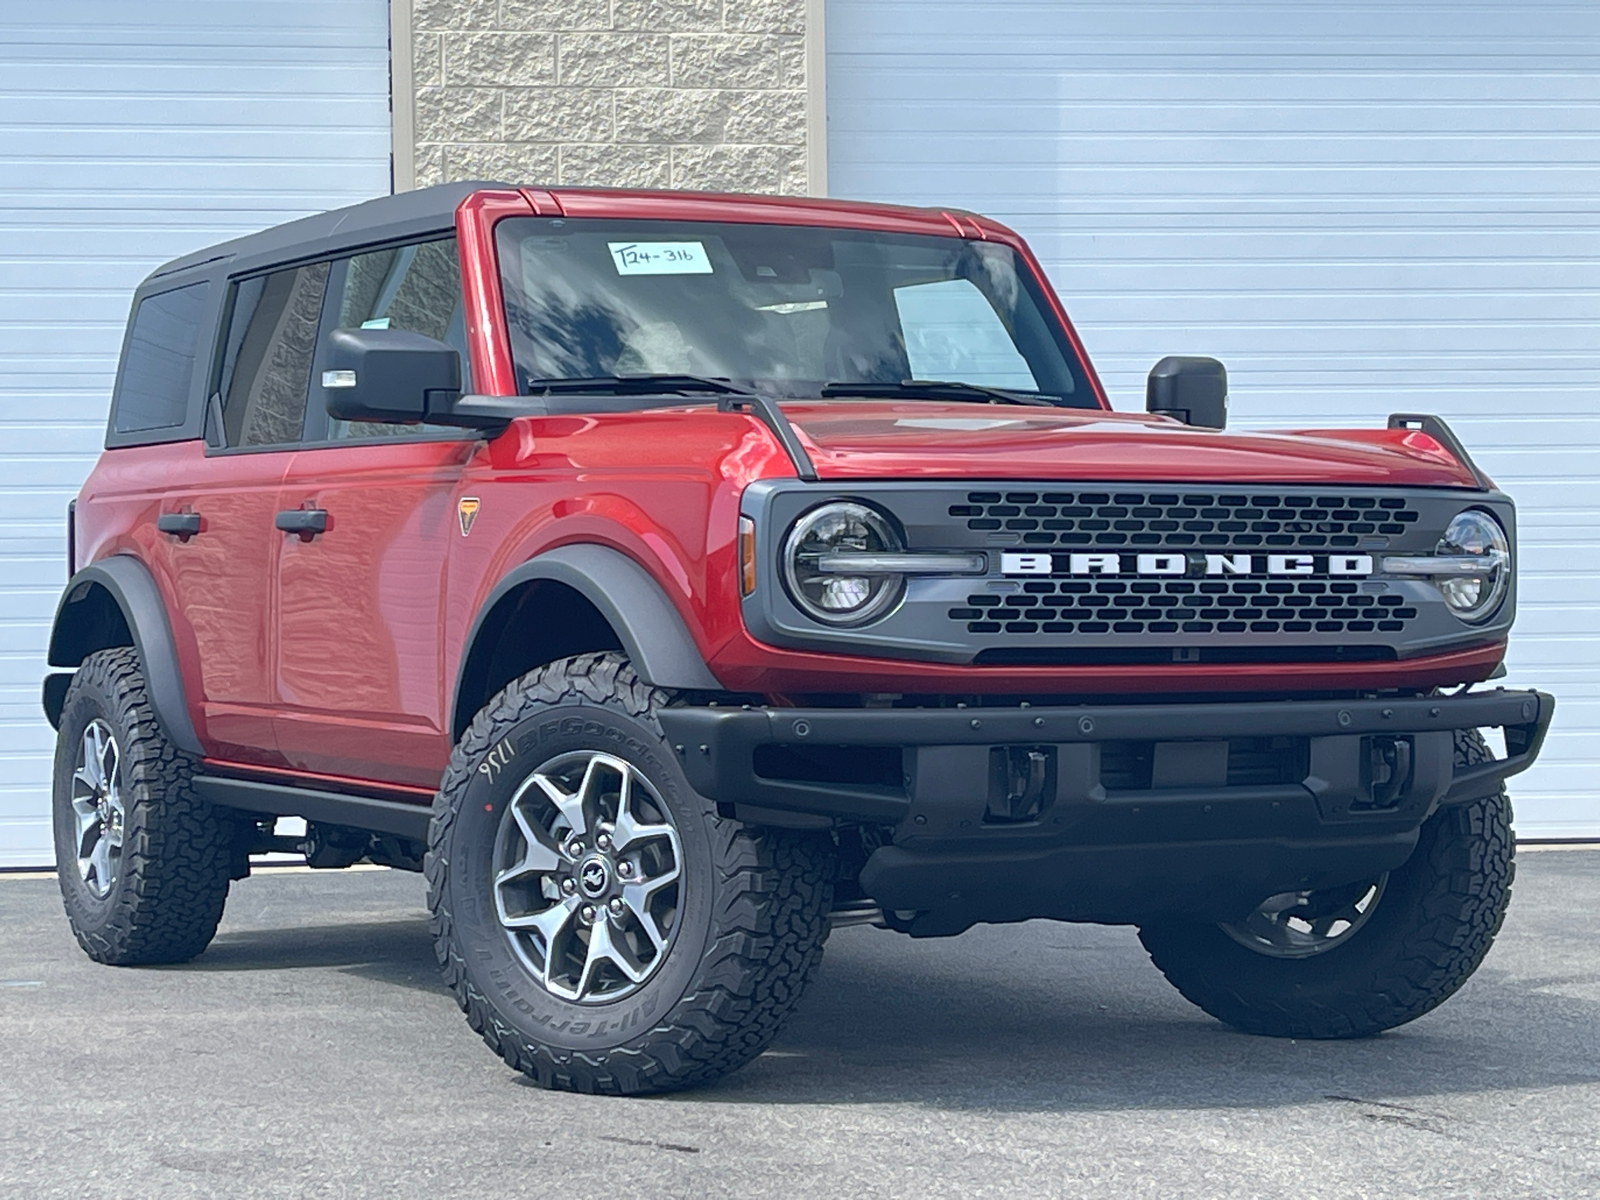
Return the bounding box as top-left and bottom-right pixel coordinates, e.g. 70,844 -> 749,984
739,517 -> 758,596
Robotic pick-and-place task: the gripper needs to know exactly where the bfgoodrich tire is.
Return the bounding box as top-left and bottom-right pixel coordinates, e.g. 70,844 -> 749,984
428,652 -> 834,1095
53,647 -> 237,965
1139,731 -> 1514,1039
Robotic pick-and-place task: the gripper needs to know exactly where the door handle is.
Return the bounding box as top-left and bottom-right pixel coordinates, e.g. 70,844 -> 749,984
157,512 -> 201,541
275,508 -> 328,539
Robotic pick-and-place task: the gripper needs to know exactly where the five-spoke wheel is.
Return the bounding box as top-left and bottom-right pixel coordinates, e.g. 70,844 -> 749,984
1218,875 -> 1388,960
493,750 -> 683,1003
69,718 -> 125,898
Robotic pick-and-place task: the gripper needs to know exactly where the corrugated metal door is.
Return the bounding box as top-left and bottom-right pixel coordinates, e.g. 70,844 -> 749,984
0,1 -> 392,866
827,0 -> 1600,837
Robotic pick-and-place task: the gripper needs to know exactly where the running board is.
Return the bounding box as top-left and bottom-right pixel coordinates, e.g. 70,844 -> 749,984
192,775 -> 432,842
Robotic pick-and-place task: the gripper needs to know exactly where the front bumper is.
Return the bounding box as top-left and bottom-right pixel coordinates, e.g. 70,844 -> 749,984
659,688 -> 1552,932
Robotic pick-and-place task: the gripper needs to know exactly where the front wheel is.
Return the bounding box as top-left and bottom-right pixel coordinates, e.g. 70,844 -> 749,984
427,653 -> 833,1095
1139,732 -> 1514,1039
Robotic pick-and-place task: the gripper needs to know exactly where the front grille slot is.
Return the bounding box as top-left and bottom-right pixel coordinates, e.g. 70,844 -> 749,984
1099,738 -> 1309,791
952,577 -> 1417,638
955,490 -> 1419,549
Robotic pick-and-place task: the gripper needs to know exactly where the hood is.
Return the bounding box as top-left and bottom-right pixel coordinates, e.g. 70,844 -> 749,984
777,402 -> 1482,488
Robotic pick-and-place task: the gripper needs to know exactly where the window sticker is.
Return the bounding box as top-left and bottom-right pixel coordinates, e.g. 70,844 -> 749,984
608,241 -> 714,276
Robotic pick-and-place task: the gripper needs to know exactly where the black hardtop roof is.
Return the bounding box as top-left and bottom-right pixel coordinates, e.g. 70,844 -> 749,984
148,180 -> 508,284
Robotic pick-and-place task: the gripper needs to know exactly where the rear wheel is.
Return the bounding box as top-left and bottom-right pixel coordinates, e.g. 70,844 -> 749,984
428,652 -> 834,1095
53,648 -> 237,965
1139,731 -> 1513,1039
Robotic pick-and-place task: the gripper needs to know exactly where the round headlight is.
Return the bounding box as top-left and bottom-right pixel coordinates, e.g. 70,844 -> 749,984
782,502 -> 905,626
1436,509 -> 1510,622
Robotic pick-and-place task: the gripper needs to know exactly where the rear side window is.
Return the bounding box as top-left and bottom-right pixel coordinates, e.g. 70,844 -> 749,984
217,261 -> 330,448
113,282 -> 210,433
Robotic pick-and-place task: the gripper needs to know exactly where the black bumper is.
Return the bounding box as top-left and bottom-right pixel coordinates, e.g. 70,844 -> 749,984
659,688 -> 1552,931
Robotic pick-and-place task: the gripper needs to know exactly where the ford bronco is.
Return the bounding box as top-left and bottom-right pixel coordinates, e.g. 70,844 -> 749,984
44,182 -> 1551,1094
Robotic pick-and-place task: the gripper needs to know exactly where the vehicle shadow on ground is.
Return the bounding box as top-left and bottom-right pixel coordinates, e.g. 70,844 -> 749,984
692,924 -> 1600,1114
185,918 -> 448,996
173,884 -> 1600,1117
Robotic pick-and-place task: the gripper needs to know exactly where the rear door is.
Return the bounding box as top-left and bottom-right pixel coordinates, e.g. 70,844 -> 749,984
151,261 -> 331,765
272,238 -> 477,788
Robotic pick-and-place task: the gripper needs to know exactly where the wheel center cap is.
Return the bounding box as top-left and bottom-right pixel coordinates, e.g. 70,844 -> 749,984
577,856 -> 611,899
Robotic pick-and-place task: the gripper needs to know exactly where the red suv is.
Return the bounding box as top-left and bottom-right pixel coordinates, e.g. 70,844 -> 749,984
45,182 -> 1551,1095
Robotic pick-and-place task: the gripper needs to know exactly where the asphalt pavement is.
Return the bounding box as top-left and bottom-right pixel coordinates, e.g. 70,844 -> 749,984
2,849 -> 1597,1199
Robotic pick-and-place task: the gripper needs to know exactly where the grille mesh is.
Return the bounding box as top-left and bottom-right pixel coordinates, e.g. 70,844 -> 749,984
950,489 -> 1420,549
949,578 -> 1419,637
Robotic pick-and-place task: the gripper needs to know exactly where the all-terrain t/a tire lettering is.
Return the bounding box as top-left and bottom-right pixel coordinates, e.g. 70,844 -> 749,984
427,652 -> 834,1095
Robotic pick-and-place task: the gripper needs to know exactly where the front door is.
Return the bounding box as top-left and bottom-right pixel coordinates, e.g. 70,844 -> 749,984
271,238 -> 477,788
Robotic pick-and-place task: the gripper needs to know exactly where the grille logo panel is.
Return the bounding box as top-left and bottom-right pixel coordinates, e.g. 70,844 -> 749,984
1001,551 -> 1374,578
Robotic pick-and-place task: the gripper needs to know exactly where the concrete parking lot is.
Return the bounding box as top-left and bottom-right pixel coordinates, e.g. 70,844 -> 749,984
1,848 -> 1597,1199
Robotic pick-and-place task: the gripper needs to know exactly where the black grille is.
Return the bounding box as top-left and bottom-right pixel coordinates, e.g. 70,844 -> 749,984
949,577 -> 1418,638
951,489 -> 1420,549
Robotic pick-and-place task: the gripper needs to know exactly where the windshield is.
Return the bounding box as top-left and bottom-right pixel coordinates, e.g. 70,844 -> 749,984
494,217 -> 1096,405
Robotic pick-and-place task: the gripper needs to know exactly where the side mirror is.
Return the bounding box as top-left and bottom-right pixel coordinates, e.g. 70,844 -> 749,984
1146,356 -> 1227,430
321,327 -> 460,424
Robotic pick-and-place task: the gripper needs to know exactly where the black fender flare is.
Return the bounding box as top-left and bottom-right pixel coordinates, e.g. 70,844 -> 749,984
45,557 -> 203,755
451,544 -> 722,737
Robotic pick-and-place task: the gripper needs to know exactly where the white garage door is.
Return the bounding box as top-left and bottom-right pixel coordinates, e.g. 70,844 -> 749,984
828,0 -> 1599,837
0,1 -> 392,867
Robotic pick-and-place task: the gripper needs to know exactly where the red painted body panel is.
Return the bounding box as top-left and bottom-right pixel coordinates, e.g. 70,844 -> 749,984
76,442 -> 289,766
774,403 -> 1481,487
274,438 -> 478,787
72,187 -> 1505,797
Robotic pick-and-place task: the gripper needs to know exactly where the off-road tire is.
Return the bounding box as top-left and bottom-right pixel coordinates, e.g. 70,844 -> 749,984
1138,730 -> 1513,1038
53,647 -> 235,965
427,652 -> 834,1095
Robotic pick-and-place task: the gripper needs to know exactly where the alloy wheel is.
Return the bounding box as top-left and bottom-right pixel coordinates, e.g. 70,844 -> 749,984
1219,875 -> 1389,959
70,718 -> 126,898
492,750 -> 683,1003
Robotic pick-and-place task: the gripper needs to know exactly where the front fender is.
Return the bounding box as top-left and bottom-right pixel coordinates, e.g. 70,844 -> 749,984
46,557 -> 202,754
451,544 -> 722,737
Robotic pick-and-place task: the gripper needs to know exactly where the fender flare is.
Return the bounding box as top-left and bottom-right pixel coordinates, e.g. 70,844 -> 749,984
452,544 -> 722,736
46,557 -> 203,755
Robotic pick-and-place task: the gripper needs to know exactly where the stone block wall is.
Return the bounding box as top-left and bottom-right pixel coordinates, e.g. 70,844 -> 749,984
408,0 -> 813,194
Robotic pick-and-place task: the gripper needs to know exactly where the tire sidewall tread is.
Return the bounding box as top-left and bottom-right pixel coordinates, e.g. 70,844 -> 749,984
53,647 -> 234,966
1138,729 -> 1515,1040
427,652 -> 833,1095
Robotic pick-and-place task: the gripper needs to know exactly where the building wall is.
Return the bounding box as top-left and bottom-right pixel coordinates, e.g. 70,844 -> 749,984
404,0 -> 818,194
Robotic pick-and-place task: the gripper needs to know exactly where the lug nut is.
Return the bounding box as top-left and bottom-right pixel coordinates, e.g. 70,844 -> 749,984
566,840 -> 584,858
608,897 -> 624,916
617,861 -> 634,878
595,833 -> 611,851
561,878 -> 577,894
580,904 -> 596,923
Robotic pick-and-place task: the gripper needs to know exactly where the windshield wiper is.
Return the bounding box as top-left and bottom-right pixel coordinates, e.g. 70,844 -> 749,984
519,373 -> 816,480
819,379 -> 1061,407
524,374 -> 757,397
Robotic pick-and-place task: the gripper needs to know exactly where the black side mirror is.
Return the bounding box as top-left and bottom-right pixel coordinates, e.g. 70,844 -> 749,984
1146,356 -> 1227,429
321,327 -> 461,424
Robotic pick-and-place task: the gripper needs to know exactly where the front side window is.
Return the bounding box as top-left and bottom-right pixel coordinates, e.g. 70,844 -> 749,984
113,281 -> 210,433
495,218 -> 1093,404
324,237 -> 468,440
217,262 -> 330,448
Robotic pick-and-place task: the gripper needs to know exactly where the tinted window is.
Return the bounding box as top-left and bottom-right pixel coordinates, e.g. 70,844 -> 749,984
325,239 -> 467,440
217,262 -> 330,448
113,282 -> 210,433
